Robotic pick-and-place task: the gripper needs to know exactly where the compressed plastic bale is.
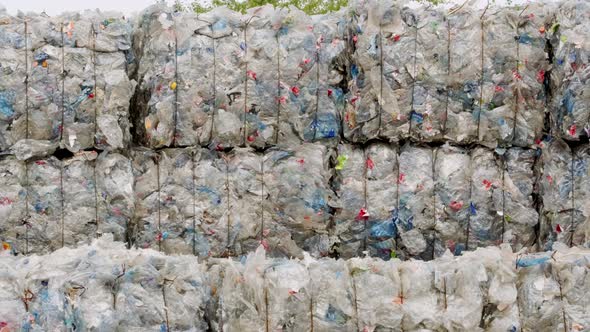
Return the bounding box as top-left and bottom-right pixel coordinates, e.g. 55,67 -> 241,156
264,143 -> 335,258
348,257 -> 404,331
0,10 -> 26,153
478,7 -> 519,148
467,147 -> 503,249
433,144 -> 470,257
115,254 -> 169,331
219,247 -> 266,331
133,6 -> 180,148
344,1 -> 414,143
307,258 -> 356,331
0,156 -> 26,254
160,256 -> 209,331
444,6 -> 482,144
516,251 -> 566,332
227,148 -> 264,256
209,7 -> 247,149
539,139 -> 573,250
550,246 -> 590,331
365,143 -> 398,259
408,6 -> 448,142
476,246 -> 520,332
275,7 -> 318,146
332,144 -> 366,258
242,6 -> 280,148
434,251 -> 489,331
512,4 -> 551,147
25,17 -> 62,150
25,156 -> 63,255
175,13 -> 215,147
59,15 -> 135,153
503,148 -> 539,251
572,145 -> 590,247
397,145 -> 435,260
193,148 -> 231,258
311,11 -> 345,145
549,0 -> 590,141
398,259 -> 438,329
95,151 -> 134,244
266,258 -> 312,331
0,255 -> 28,330
131,148 -> 197,254
62,151 -> 98,248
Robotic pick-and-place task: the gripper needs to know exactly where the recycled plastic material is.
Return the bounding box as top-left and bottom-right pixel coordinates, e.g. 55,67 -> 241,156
2,236 -> 589,331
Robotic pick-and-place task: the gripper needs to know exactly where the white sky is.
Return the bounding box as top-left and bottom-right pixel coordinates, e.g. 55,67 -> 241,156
1,0 -> 175,15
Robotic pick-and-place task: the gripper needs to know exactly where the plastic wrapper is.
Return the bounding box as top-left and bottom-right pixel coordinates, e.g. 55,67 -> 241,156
397,144 -> 435,260
409,6 -> 448,142
539,139 -> 573,250
444,7 -> 482,144
549,0 -> 590,141
242,6 -> 280,148
275,7 -> 318,146
433,144 -> 470,256
503,148 -> 539,251
265,143 -> 335,258
467,147 -> 503,249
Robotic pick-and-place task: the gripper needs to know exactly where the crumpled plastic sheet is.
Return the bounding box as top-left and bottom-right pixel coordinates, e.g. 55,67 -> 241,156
549,0 -> 590,141
1,235 -> 590,331
0,235 -> 209,331
0,151 -> 133,255
0,9 -> 135,157
333,143 -> 398,259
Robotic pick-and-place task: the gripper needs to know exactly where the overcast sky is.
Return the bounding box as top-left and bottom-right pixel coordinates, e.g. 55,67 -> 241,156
1,0 -> 175,15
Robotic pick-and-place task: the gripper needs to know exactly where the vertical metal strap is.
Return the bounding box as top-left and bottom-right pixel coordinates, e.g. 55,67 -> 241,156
192,150 -> 197,255
275,34 -> 281,145
173,32 -> 179,146
92,25 -> 98,146
476,5 -> 489,140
